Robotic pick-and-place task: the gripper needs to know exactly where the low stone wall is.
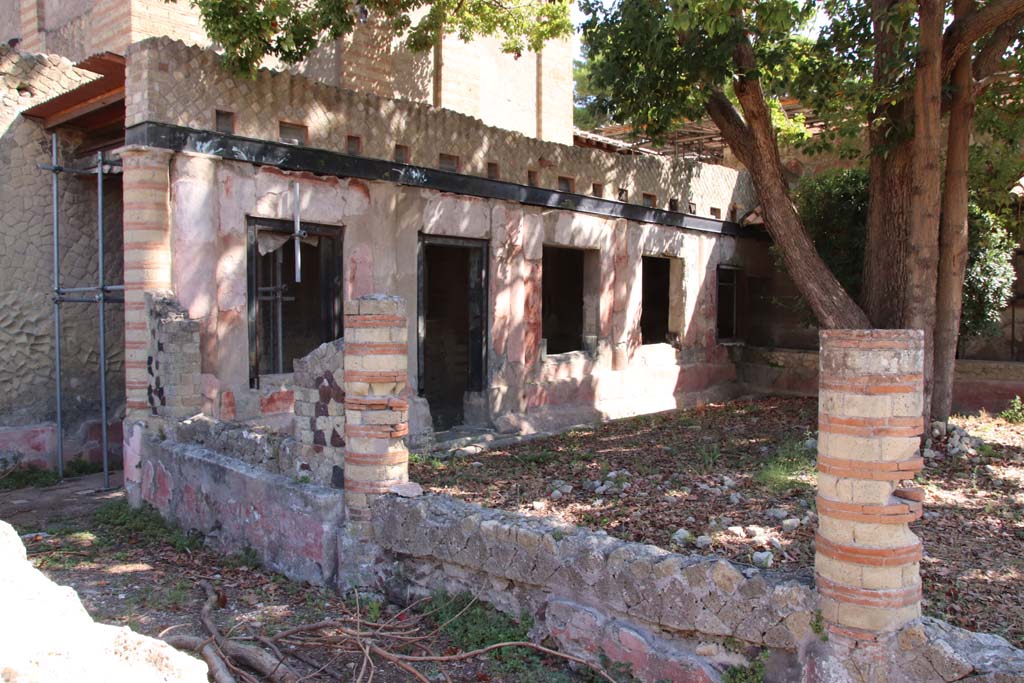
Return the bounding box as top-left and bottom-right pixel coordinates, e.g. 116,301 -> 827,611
371,494 -> 818,680
138,436 -> 345,586
734,346 -> 1024,414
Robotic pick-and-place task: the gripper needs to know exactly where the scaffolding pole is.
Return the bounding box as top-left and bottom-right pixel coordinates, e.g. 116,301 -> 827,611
42,134 -> 124,490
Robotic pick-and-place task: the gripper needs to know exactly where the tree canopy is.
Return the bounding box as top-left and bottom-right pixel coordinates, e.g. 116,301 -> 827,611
191,0 -> 572,75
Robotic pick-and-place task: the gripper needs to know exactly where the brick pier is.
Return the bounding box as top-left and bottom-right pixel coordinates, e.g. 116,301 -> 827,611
816,329 -> 925,639
342,295 -> 410,539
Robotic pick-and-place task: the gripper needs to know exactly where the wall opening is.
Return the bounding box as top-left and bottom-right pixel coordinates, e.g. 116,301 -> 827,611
418,236 -> 488,432
246,218 -> 342,388
641,256 -> 671,344
716,265 -> 742,342
542,246 -> 599,355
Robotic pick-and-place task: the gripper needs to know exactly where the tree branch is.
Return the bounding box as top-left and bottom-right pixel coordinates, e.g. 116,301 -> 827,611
973,15 -> 1024,80
942,0 -> 1024,81
974,70 -> 1024,95
705,90 -> 753,167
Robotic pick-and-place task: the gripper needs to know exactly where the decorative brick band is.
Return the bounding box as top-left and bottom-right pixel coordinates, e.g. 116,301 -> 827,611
345,343 -> 407,355
344,370 -> 408,383
815,533 -> 923,567
893,486 -> 925,502
344,397 -> 410,411
817,575 -> 922,609
817,455 -> 924,480
345,478 -> 409,495
344,314 -> 406,328
818,416 -> 924,438
816,496 -> 924,524
345,451 -> 410,466
819,375 -> 923,395
345,424 -> 409,439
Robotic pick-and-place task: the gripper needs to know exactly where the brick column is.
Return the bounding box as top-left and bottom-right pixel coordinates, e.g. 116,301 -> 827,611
120,146 -> 173,420
816,329 -> 925,639
343,295 -> 409,536
18,0 -> 44,53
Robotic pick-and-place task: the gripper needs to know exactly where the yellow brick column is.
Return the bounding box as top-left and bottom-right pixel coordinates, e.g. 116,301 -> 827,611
18,0 -> 44,53
816,329 -> 925,641
120,146 -> 173,420
343,295 -> 409,537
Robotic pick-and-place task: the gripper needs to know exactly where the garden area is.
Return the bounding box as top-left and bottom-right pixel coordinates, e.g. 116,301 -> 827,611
411,397 -> 1024,649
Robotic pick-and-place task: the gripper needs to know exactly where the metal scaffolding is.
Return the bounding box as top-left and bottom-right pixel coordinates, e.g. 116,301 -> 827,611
41,132 -> 123,489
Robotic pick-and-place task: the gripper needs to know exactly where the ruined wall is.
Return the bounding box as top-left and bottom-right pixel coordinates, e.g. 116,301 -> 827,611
0,45 -> 125,466
143,294 -> 201,420
126,38 -> 755,220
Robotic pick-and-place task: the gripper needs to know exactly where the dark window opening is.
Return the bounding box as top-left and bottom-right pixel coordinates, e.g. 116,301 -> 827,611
642,193 -> 657,208
215,110 -> 235,134
419,238 -> 488,432
688,202 -> 697,213
346,135 -> 362,155
641,256 -> 671,344
439,153 -> 460,172
669,198 -> 679,212
394,144 -> 410,164
592,183 -> 604,197
487,162 -> 500,180
617,187 -> 628,202
527,170 -> 539,187
247,218 -> 342,387
710,206 -> 722,219
279,121 -> 308,145
557,176 -> 575,193
542,246 -> 599,355
717,266 -> 739,341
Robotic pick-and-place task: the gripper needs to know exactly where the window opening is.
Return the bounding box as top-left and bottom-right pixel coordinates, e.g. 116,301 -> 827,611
710,206 -> 723,219
439,153 -> 460,172
641,256 -> 671,344
487,162 -> 500,180
617,187 -> 628,202
542,246 -> 599,355
557,176 -> 575,193
394,144 -> 410,164
592,183 -> 604,198
215,110 -> 235,134
247,217 -> 342,387
279,121 -> 308,145
527,169 -> 539,186
346,135 -> 362,155
669,198 -> 680,212
642,193 -> 657,208
717,266 -> 740,341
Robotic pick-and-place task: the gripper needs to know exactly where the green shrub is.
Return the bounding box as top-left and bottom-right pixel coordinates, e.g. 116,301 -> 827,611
1000,396 -> 1024,423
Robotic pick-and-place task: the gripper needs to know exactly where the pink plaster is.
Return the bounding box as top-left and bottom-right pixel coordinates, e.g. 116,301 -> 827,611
348,244 -> 374,299
122,422 -> 144,484
260,390 -> 294,414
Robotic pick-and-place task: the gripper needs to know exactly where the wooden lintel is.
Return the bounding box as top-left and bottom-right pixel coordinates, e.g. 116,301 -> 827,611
44,86 -> 125,130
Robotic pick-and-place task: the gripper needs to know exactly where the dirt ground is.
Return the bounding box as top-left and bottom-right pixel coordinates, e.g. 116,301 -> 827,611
0,475 -> 587,683
412,397 -> 1024,649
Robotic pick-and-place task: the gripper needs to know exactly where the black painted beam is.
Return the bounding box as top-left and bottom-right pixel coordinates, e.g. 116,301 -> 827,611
125,121 -> 766,240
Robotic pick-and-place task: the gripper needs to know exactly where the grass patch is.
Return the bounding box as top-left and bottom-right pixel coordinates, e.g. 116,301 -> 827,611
430,592 -> 569,681
93,500 -> 201,552
0,465 -> 60,490
754,441 -> 816,494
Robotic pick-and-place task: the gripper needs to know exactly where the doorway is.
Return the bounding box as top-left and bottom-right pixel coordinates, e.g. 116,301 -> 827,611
418,236 -> 488,432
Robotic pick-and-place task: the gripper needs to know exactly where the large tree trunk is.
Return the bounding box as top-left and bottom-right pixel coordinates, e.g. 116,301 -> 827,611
707,45 -> 870,330
932,0 -> 977,423
907,0 -> 945,414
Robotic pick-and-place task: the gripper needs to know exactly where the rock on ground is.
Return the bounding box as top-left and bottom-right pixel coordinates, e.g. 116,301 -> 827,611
0,520 -> 208,683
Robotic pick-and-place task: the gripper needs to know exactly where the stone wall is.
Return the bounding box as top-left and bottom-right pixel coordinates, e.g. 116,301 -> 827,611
733,345 -> 1024,415
0,45 -> 126,466
143,294 -> 201,420
125,38 -> 755,221
293,338 -> 346,486
371,494 -> 818,679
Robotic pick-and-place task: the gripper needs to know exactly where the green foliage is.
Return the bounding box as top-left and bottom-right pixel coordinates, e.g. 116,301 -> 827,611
0,465 -> 59,490
790,169 -> 1015,339
93,500 -> 202,552
1000,396 -> 1024,424
755,440 -> 815,494
430,591 -> 567,679
723,652 -> 768,683
961,206 -> 1016,339
189,0 -> 572,76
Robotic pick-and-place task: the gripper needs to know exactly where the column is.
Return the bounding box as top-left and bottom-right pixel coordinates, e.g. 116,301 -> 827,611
816,329 -> 925,640
120,146 -> 173,419
343,295 -> 409,536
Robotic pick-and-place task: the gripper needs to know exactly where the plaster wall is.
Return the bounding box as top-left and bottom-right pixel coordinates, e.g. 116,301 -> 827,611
164,152 -> 768,438
126,38 -> 755,221
0,46 -> 125,465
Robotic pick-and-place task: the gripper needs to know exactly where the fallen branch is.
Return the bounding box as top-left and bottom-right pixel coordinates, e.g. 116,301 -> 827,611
165,635 -> 236,683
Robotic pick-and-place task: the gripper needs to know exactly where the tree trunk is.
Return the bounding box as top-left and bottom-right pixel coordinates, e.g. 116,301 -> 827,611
905,0 -> 945,414
932,0 -> 977,422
